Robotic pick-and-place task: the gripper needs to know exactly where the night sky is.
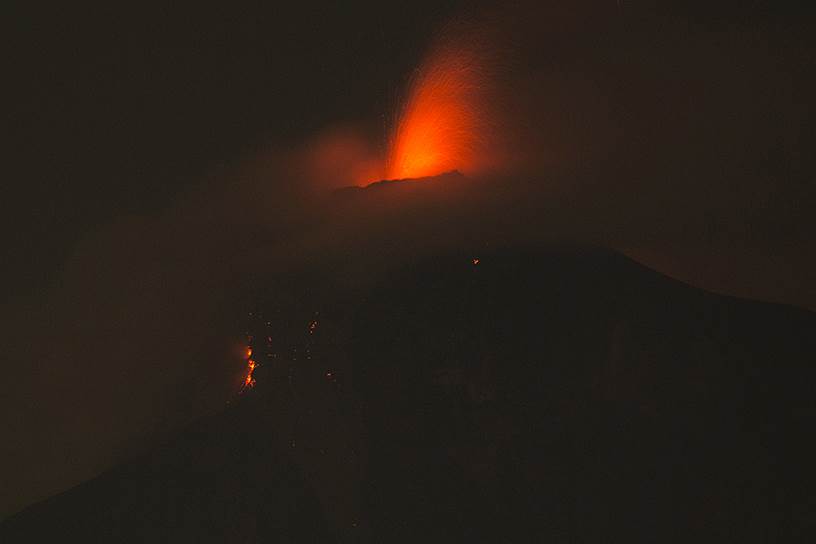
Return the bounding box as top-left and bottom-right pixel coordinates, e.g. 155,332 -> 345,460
3,0 -> 815,533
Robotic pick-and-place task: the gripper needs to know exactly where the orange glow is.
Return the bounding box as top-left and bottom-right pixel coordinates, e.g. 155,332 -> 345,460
304,126 -> 385,188
472,258 -> 480,265
386,41 -> 494,180
241,349 -> 257,391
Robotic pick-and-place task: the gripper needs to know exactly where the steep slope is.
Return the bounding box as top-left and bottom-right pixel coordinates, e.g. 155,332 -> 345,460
0,396 -> 333,543
350,249 -> 816,542
3,248 -> 814,543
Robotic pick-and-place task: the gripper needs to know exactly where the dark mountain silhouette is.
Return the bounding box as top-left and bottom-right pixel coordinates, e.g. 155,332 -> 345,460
352,248 -> 816,542
3,247 -> 814,542
0,397 -> 333,543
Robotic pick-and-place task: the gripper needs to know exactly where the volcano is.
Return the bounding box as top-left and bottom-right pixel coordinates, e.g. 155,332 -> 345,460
3,236 -> 815,542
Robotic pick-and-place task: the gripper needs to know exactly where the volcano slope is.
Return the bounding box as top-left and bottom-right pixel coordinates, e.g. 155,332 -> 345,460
351,249 -> 816,542
0,395 -> 333,543
2,248 -> 815,543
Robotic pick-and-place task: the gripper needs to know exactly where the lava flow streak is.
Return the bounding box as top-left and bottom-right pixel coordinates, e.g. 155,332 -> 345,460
242,343 -> 256,391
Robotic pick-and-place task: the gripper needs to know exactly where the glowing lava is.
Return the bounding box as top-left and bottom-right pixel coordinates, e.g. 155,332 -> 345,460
244,359 -> 256,388
241,340 -> 257,392
386,40 -> 494,180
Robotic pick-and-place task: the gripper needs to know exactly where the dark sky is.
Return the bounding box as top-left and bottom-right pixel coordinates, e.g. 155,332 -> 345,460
2,0 -> 815,520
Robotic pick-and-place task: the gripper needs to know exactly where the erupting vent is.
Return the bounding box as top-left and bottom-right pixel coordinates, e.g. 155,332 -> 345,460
386,39 -> 495,180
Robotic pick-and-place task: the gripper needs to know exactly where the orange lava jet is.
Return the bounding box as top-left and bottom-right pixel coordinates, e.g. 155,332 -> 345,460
386,39 -> 495,180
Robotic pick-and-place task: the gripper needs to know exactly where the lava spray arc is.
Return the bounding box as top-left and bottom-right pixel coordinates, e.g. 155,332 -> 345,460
385,31 -> 505,181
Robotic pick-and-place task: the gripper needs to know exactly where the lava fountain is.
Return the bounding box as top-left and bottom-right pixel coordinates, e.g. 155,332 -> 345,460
385,35 -> 500,180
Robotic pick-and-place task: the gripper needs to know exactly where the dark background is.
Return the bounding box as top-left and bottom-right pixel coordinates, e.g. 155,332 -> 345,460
3,0 -> 815,527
